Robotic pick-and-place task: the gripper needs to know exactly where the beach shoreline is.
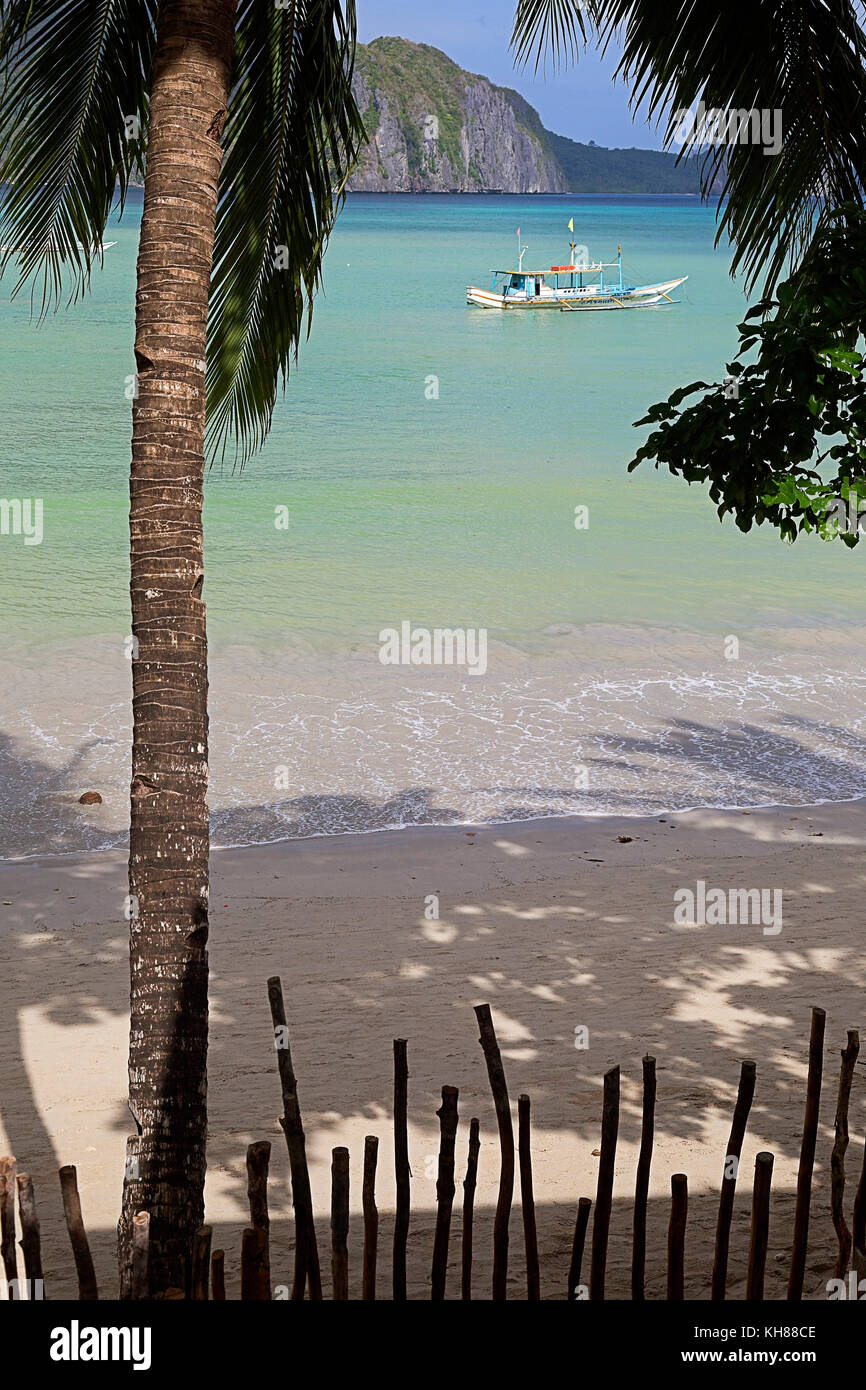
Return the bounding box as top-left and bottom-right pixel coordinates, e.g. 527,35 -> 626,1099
2,799 -> 864,1298
2,790 -> 864,866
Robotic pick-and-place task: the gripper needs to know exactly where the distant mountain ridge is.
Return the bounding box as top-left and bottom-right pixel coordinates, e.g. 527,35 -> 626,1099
349,38 -> 701,196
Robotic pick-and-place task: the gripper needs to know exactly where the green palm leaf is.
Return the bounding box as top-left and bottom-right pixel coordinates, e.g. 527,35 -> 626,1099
0,0 -> 156,310
206,0 -> 364,466
511,1 -> 866,292
511,0 -> 589,72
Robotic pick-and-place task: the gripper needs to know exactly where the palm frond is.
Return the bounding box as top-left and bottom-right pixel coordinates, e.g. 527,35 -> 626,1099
511,0 -> 590,73
206,0 -> 364,467
511,1 -> 866,292
0,0 -> 156,310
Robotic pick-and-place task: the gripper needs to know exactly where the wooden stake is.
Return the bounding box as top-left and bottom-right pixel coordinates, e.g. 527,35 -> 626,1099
747,1152 -> 774,1299
211,1249 -> 226,1301
331,1146 -> 350,1300
787,1006 -> 825,1300
247,1140 -> 271,1231
362,1135 -> 379,1301
590,1065 -> 620,1301
667,1173 -> 688,1300
632,1054 -> 656,1301
475,1003 -> 514,1300
518,1094 -> 540,1300
831,1029 -> 860,1279
239,1229 -> 255,1300
131,1211 -> 149,1300
246,1140 -> 270,1294
267,976 -> 321,1300
15,1173 -> 43,1291
392,1038 -> 410,1302
241,1226 -> 269,1300
431,1086 -> 459,1300
58,1165 -> 98,1300
711,1059 -> 757,1300
853,1131 -> 866,1282
567,1197 -> 592,1301
461,1118 -> 480,1301
0,1157 -> 18,1285
191,1225 -> 212,1301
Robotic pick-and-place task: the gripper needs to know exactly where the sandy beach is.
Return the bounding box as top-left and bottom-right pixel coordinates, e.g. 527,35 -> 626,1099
2,800 -> 864,1299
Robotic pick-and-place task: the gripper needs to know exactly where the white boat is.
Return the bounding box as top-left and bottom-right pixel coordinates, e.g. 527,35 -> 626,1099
467,232 -> 686,311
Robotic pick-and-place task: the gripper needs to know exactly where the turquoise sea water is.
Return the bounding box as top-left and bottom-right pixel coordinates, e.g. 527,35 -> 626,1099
3,193 -> 866,855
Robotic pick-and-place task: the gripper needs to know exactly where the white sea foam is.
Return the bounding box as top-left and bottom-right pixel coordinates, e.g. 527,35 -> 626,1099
2,634 -> 866,859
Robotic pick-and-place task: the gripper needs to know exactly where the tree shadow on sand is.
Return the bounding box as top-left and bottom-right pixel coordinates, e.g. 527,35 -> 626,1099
469,713 -> 866,821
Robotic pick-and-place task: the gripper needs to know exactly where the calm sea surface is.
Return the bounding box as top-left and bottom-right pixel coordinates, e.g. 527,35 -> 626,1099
2,192 -> 865,855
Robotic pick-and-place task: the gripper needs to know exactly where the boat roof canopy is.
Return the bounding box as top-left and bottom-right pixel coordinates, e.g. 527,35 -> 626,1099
494,263 -> 610,277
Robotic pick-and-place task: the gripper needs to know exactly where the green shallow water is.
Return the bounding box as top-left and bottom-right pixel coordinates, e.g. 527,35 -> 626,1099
2,192 -> 866,855
2,192 -> 865,649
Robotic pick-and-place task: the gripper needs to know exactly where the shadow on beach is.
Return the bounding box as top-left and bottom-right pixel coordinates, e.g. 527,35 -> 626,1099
0,726 -> 864,1297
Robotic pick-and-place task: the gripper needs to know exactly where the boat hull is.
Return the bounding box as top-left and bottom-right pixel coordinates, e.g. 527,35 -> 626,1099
466,276 -> 687,310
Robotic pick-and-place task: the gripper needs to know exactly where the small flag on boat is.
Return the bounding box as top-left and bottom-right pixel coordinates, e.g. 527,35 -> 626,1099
568,217 -> 574,232
516,227 -> 520,236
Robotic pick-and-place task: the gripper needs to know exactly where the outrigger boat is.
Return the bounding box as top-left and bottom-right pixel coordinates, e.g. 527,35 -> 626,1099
467,229 -> 687,311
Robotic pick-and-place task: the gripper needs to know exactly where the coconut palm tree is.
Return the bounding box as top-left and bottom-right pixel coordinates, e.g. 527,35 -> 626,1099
0,0 -> 362,1296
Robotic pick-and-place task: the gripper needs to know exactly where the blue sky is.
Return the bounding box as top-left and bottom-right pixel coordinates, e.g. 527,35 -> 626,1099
356,1 -> 663,150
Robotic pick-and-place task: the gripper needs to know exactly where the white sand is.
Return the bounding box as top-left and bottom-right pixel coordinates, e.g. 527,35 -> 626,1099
1,801 -> 864,1299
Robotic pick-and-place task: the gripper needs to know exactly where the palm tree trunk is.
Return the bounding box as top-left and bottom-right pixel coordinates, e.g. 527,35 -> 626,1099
118,0 -> 236,1299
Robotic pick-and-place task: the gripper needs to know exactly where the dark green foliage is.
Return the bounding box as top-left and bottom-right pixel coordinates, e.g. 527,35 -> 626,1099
0,0 -> 156,310
511,0 -> 589,72
629,207 -> 866,546
206,0 -> 364,465
0,0 -> 363,466
512,1 -> 866,544
549,131 -> 702,195
513,1 -> 866,294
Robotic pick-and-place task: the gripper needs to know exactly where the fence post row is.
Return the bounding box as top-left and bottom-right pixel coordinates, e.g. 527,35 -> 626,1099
0,999 -> 861,1301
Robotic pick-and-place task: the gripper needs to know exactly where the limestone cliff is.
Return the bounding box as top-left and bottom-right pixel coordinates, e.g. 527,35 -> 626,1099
349,38 -> 566,194
348,38 -> 700,196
